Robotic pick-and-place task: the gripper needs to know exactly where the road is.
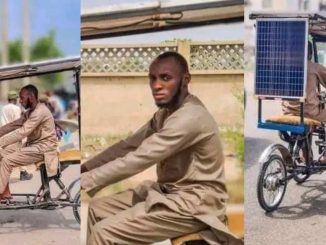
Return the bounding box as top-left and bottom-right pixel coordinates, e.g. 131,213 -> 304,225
245,72 -> 326,245
0,163 -> 80,245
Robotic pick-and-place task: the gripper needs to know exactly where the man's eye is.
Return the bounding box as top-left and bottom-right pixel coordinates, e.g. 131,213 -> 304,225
162,75 -> 170,81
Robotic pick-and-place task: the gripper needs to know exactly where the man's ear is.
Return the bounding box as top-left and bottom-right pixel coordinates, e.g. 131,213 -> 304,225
183,73 -> 191,87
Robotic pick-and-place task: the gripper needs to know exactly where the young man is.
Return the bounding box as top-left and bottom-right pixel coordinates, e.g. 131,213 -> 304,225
0,85 -> 58,200
0,90 -> 33,181
81,52 -> 241,245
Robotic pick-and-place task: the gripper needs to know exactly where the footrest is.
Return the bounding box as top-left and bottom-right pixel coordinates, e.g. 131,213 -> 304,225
266,115 -> 321,127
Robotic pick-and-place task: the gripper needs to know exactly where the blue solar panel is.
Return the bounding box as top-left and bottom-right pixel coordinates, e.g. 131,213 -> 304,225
255,19 -> 308,98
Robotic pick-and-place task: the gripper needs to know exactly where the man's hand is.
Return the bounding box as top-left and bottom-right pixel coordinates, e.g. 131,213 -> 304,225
0,146 -> 3,160
54,121 -> 65,140
81,164 -> 88,173
81,172 -> 93,191
81,172 -> 101,197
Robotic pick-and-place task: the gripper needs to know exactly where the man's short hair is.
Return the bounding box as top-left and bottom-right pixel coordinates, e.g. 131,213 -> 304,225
155,51 -> 190,74
21,84 -> 38,99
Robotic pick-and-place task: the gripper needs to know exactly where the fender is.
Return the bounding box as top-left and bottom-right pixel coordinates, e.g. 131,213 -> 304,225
258,143 -> 293,168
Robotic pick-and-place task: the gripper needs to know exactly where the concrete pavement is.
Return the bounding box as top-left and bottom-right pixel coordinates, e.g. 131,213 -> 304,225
0,164 -> 80,245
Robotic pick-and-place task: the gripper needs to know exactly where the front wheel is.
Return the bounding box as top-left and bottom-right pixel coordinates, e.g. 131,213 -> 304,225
257,154 -> 287,212
72,192 -> 80,224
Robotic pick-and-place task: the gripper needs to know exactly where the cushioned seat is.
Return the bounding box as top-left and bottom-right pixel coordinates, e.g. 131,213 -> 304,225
266,115 -> 321,127
171,232 -> 205,245
59,149 -> 80,163
35,149 -> 81,168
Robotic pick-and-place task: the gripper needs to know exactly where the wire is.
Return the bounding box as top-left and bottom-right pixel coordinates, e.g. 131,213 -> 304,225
81,12 -> 183,31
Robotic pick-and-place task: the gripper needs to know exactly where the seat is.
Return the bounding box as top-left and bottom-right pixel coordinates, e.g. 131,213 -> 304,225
59,149 -> 80,164
266,115 -> 321,127
170,210 -> 244,245
171,232 -> 207,245
35,149 -> 81,169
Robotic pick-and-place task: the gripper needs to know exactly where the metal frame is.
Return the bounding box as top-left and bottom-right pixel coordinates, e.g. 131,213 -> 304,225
0,56 -> 80,81
257,97 -> 306,133
81,0 -> 244,40
0,161 -> 80,211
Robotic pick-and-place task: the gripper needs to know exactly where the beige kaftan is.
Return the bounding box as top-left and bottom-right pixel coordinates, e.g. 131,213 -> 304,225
82,94 -> 242,245
283,61 -> 326,121
0,103 -> 58,193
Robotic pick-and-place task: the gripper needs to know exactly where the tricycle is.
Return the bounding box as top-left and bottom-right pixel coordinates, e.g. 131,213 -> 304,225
0,57 -> 81,223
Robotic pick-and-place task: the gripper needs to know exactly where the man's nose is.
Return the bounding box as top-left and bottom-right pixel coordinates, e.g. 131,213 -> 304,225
151,80 -> 163,90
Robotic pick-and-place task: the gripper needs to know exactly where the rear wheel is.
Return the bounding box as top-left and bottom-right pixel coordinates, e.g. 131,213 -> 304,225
257,155 -> 287,212
72,192 -> 80,224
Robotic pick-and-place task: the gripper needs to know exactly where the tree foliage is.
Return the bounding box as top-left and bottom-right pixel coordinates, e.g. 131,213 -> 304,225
4,30 -> 64,89
30,30 -> 63,61
9,39 -> 23,63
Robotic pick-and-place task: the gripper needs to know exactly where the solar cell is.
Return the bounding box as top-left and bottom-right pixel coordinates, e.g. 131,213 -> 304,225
255,18 -> 308,98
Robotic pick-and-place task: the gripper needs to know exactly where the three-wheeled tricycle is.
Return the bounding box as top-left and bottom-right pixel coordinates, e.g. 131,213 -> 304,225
0,57 -> 81,223
250,13 -> 326,212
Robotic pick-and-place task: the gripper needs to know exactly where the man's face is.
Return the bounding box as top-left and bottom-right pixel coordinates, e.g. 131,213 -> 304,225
149,57 -> 184,108
19,89 -> 32,109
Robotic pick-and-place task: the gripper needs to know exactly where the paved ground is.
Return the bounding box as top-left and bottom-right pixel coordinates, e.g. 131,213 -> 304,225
245,72 -> 326,245
0,164 -> 80,245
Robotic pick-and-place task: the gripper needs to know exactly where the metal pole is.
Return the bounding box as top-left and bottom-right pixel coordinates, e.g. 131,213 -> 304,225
74,69 -> 81,149
22,0 -> 30,85
300,102 -> 304,124
258,98 -> 262,124
1,0 -> 9,99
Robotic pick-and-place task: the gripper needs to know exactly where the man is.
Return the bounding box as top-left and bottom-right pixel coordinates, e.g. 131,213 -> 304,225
0,90 -> 33,181
283,41 -> 326,121
81,52 -> 241,245
0,85 -> 58,200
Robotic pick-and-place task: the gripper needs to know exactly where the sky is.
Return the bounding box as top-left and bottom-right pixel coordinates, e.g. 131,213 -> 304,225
3,0 -> 243,53
81,0 -> 243,44
6,0 -> 80,56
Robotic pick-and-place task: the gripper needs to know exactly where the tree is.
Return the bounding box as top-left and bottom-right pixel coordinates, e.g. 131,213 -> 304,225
30,30 -> 63,61
9,39 -> 23,63
6,30 -> 64,89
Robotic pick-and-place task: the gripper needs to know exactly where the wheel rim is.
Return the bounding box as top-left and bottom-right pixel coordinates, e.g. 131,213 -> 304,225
262,157 -> 286,208
294,146 -> 309,180
73,193 -> 80,224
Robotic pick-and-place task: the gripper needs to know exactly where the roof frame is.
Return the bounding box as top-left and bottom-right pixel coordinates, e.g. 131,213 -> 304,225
0,56 -> 80,82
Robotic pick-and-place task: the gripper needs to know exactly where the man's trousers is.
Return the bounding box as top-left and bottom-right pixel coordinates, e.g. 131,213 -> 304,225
0,145 -> 44,193
87,186 -> 208,245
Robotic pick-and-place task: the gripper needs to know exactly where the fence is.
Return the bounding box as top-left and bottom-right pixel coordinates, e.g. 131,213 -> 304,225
80,41 -> 244,135
81,40 -> 244,76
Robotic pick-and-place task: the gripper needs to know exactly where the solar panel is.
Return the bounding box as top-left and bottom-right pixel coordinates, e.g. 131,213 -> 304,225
255,18 -> 308,98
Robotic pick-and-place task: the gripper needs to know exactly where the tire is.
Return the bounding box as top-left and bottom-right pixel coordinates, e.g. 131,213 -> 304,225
257,154 -> 287,212
72,192 -> 80,224
293,141 -> 311,184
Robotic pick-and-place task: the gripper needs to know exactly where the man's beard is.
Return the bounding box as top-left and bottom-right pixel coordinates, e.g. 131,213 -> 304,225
23,98 -> 32,110
156,79 -> 183,109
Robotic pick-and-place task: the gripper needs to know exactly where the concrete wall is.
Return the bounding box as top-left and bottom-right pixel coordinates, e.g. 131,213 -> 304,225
81,74 -> 243,135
